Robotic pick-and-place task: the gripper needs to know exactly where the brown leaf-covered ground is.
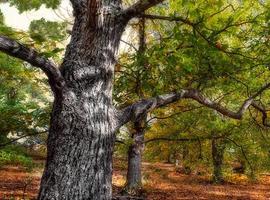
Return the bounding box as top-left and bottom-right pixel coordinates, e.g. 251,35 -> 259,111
0,161 -> 270,200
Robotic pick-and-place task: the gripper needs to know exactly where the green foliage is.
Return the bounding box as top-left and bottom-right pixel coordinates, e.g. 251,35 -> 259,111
30,18 -> 67,43
28,18 -> 67,59
7,0 -> 61,13
115,0 -> 269,103
114,0 -> 270,180
0,145 -> 33,169
0,49 -> 51,138
0,51 -> 51,140
0,11 -> 57,145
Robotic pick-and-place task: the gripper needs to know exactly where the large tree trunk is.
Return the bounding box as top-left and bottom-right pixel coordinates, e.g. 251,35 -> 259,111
38,2 -> 126,199
124,118 -> 145,195
211,138 -> 226,184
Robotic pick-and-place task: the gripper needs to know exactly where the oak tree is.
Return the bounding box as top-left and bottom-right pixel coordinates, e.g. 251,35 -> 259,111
1,0 -> 270,199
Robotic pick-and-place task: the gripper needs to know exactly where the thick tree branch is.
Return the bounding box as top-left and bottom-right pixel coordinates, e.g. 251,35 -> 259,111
122,0 -> 165,19
118,91 -> 187,126
0,35 -> 65,93
251,102 -> 270,127
118,83 -> 270,127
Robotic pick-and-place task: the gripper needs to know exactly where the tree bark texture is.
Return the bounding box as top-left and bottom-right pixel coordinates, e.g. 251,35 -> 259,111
211,138 -> 226,184
124,17 -> 146,195
125,118 -> 146,195
38,1 -> 126,199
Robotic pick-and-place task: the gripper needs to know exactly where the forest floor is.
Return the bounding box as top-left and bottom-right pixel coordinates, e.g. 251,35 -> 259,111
0,160 -> 270,200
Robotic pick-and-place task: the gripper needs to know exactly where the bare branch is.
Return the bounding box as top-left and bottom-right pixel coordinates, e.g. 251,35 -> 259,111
0,130 -> 48,148
144,124 -> 238,145
0,35 -> 65,93
141,14 -> 195,25
206,4 -> 235,19
144,135 -> 224,144
146,106 -> 203,124
117,83 -> 270,127
120,39 -> 138,52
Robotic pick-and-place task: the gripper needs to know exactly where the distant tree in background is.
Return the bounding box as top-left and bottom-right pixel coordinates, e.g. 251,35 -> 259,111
114,0 -> 270,193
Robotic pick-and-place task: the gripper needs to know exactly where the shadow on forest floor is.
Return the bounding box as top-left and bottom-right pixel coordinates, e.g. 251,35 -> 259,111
0,160 -> 270,199
141,162 -> 270,200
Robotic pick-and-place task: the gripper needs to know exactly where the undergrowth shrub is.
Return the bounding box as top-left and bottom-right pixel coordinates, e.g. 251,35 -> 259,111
0,145 -> 33,170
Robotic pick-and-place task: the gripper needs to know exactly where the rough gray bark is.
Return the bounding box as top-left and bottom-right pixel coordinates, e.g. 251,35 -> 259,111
125,118 -> 145,195
36,0 -> 167,198
211,138 -> 226,184
38,0 -> 127,199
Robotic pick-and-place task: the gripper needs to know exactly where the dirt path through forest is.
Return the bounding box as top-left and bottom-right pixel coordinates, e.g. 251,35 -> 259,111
0,162 -> 270,199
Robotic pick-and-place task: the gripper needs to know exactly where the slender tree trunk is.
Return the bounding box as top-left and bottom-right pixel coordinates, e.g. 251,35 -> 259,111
38,3 -> 126,199
198,139 -> 203,160
125,118 -> 145,195
166,151 -> 174,164
182,144 -> 189,160
181,144 -> 191,174
211,138 -> 226,184
124,17 -> 146,195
